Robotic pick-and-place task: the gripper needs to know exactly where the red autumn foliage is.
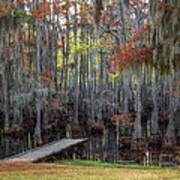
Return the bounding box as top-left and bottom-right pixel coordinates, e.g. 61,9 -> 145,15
54,1 -> 62,15
111,112 -> 135,125
78,2 -> 93,25
0,2 -> 13,19
54,0 -> 72,16
16,0 -> 31,5
95,0 -> 103,24
129,0 -> 147,8
112,43 -> 152,68
109,22 -> 152,70
32,3 -> 51,22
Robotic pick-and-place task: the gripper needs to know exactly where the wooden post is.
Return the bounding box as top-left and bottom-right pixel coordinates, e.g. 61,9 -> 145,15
28,132 -> 32,149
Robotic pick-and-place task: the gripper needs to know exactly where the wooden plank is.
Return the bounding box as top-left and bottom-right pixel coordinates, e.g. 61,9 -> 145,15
4,138 -> 88,162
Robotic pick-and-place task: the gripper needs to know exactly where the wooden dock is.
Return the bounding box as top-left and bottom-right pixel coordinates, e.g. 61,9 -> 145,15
4,138 -> 88,162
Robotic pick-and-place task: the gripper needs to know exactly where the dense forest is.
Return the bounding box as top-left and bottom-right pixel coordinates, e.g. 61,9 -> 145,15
0,0 -> 179,164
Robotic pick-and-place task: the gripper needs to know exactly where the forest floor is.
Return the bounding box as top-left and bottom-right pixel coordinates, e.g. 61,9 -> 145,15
0,161 -> 179,180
